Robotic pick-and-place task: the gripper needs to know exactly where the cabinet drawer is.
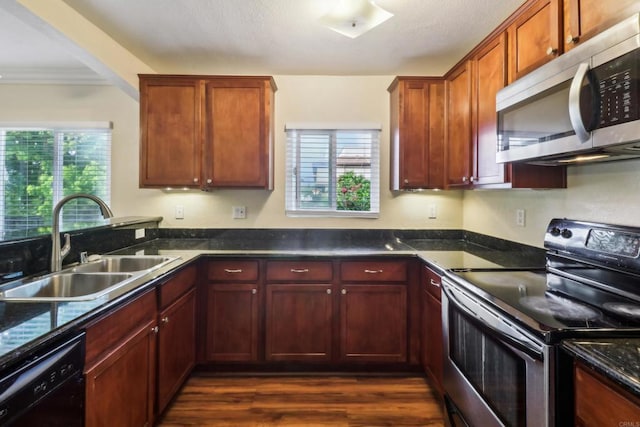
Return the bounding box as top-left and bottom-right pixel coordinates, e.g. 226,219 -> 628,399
340,260 -> 407,282
424,267 -> 442,300
208,260 -> 259,281
85,289 -> 156,369
159,264 -> 197,309
266,261 -> 333,282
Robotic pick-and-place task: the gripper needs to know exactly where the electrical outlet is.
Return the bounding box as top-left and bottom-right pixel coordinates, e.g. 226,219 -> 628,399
175,205 -> 184,219
428,204 -> 437,219
516,209 -> 526,227
232,206 -> 246,219
135,228 -> 145,239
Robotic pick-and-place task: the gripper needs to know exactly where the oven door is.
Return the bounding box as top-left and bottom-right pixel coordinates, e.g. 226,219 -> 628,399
441,277 -> 552,427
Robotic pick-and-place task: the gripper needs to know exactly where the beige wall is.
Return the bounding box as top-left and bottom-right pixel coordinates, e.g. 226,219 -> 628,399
463,160 -> 640,247
0,79 -> 463,231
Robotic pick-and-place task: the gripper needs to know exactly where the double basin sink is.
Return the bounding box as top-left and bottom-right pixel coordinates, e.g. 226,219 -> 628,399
0,255 -> 180,302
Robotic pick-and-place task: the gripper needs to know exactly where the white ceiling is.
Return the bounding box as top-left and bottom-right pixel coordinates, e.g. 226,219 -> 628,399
0,0 -> 527,83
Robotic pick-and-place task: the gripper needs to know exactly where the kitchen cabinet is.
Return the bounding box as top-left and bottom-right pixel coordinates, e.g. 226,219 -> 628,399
472,33 -> 567,189
339,260 -> 408,363
507,0 -> 562,83
563,0 -> 639,52
84,290 -> 157,427
265,261 -> 334,362
421,267 -> 443,394
574,362 -> 640,426
156,265 -> 197,415
204,260 -> 259,362
388,77 -> 445,190
139,75 -> 276,190
445,61 -> 473,188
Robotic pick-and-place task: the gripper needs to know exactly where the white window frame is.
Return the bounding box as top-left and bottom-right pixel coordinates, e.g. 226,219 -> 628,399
285,123 -> 381,218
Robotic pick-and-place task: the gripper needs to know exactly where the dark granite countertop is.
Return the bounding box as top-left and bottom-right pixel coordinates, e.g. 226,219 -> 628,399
0,232 -> 547,371
563,339 -> 640,396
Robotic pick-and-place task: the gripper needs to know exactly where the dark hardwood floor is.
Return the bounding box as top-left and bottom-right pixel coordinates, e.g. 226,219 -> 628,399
157,373 -> 445,426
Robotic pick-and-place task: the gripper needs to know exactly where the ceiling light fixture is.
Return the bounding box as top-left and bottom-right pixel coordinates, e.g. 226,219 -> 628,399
320,0 -> 394,39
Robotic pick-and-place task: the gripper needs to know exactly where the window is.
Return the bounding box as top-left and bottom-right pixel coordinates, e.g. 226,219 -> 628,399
285,124 -> 380,217
0,122 -> 112,240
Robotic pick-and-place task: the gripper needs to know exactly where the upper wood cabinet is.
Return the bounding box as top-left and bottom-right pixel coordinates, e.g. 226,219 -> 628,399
507,0 -> 562,83
139,75 -> 276,190
472,33 -> 567,189
388,77 -> 445,190
445,61 -> 474,188
563,0 -> 640,52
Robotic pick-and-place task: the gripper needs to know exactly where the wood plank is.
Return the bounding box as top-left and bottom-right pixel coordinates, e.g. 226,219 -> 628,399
158,374 -> 444,426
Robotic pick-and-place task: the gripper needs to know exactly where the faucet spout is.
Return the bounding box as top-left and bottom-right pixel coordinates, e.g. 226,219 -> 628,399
51,194 -> 114,272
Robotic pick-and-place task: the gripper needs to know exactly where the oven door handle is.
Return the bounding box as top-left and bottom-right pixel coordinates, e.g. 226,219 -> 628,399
443,279 -> 544,360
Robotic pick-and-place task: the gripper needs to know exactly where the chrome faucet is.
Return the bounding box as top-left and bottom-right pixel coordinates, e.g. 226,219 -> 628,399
51,194 -> 114,272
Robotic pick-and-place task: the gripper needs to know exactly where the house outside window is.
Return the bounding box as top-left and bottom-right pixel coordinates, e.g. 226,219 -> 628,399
0,122 -> 112,240
285,124 -> 380,218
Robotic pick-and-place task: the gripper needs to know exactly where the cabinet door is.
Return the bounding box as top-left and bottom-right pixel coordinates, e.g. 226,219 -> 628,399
265,284 -> 333,361
85,322 -> 157,427
575,363 -> 640,426
340,284 -> 407,362
205,283 -> 258,361
157,288 -> 196,415
564,0 -> 639,51
204,78 -> 274,189
508,0 -> 562,82
446,61 -> 473,188
473,34 -> 508,186
425,291 -> 443,394
389,78 -> 445,190
139,76 -> 202,188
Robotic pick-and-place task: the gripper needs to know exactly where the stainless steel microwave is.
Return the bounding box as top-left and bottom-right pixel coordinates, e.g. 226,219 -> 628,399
496,13 -> 640,165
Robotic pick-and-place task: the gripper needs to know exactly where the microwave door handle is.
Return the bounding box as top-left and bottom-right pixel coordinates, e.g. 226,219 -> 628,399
568,63 -> 591,143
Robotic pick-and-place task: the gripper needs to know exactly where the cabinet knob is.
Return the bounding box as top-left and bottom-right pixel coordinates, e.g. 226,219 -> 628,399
566,34 -> 579,44
546,46 -> 558,56
326,289 -> 332,295
403,179 -> 409,184
470,176 -> 475,182
161,316 -> 169,324
206,178 -> 212,184
151,326 -> 159,334
462,176 -> 467,182
290,268 -> 310,273
252,288 -> 257,294
341,289 -> 347,295
193,177 -> 198,183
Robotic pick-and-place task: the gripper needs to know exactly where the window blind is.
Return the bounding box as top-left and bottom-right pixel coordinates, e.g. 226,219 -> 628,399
0,123 -> 112,240
285,126 -> 380,218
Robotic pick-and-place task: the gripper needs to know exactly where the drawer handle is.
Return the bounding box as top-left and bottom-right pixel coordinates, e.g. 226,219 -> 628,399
364,269 -> 383,274
290,268 -> 309,273
430,279 -> 441,288
224,269 -> 243,273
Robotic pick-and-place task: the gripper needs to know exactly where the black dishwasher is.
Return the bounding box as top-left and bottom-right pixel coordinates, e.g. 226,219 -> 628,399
0,332 -> 85,426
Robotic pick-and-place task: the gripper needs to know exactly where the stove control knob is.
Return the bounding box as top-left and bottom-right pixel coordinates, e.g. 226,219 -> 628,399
561,229 -> 573,239
550,227 -> 561,236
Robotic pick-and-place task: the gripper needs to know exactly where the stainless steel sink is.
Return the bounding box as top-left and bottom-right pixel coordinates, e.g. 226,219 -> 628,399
0,255 -> 181,302
71,255 -> 177,273
0,273 -> 133,301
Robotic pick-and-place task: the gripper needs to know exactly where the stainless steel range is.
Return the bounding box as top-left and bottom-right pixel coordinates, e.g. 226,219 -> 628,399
441,218 -> 640,427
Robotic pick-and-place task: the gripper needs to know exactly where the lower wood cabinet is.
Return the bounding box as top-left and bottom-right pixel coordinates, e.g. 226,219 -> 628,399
340,284 -> 407,362
84,290 -> 157,427
265,284 -> 333,362
574,362 -> 640,426
157,288 -> 196,414
421,268 -> 443,394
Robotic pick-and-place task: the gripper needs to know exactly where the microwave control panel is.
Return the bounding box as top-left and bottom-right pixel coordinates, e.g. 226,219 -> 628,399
595,49 -> 639,128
